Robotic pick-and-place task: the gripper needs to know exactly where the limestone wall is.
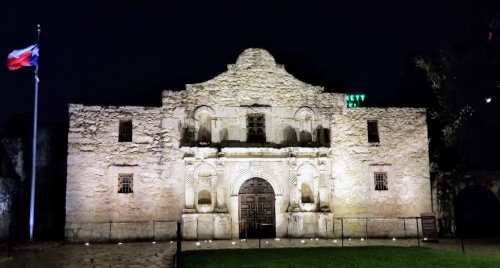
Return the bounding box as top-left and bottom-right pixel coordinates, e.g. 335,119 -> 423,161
66,104 -> 185,241
331,108 -> 431,217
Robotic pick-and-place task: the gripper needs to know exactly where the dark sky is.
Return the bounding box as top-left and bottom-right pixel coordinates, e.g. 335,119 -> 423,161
1,0 -> 498,130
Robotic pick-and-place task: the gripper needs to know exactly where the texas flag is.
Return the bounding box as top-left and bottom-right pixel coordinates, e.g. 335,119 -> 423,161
6,44 -> 39,71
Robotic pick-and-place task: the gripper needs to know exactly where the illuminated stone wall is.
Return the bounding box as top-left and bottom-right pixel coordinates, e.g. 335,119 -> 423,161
66,48 -> 431,241
65,105 -> 185,241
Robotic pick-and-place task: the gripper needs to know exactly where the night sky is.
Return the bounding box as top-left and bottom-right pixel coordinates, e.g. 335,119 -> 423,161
1,0 -> 498,130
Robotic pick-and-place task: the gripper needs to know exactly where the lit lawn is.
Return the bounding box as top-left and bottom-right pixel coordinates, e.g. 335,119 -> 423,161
181,246 -> 500,268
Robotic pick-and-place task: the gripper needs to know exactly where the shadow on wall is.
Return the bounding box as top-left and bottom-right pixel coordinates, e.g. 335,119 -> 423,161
283,126 -> 297,146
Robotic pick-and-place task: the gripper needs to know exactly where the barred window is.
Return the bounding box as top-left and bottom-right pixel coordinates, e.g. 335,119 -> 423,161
367,120 -> 379,143
374,172 -> 388,191
118,174 -> 133,193
119,119 -> 132,142
247,114 -> 265,143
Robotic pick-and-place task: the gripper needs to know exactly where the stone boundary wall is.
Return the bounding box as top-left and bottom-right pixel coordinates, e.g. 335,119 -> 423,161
65,221 -> 178,243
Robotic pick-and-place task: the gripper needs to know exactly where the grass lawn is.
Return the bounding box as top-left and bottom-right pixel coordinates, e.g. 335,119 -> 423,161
181,246 -> 500,268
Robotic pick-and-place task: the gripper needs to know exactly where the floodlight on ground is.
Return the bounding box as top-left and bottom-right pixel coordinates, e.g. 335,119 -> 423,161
392,238 -> 396,241
349,238 -> 351,241
333,240 -> 337,243
301,240 -> 305,243
361,238 -> 364,241
486,98 -> 492,103
424,238 -> 427,241
118,242 -> 122,245
316,238 -> 319,241
152,241 -> 156,244
266,241 -> 268,244
85,242 -> 89,246
170,241 -> 173,243
209,240 -> 212,243
231,241 -> 236,245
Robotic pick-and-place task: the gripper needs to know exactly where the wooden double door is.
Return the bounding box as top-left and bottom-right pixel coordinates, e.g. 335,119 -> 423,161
239,177 -> 276,238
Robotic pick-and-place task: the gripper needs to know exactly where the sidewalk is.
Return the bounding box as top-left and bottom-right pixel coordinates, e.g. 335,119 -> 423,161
1,238 -> 499,268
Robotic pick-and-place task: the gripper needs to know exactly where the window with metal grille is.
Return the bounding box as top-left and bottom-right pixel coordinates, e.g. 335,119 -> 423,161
367,120 -> 379,143
119,119 -> 132,142
118,174 -> 133,193
374,172 -> 388,191
247,114 -> 265,143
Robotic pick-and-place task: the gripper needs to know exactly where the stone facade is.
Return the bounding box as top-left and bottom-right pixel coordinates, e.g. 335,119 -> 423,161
65,48 -> 431,242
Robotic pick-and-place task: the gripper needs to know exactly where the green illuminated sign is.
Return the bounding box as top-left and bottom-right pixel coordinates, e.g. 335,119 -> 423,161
346,94 -> 365,108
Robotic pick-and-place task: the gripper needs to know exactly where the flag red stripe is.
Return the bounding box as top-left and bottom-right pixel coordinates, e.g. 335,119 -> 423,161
6,52 -> 32,70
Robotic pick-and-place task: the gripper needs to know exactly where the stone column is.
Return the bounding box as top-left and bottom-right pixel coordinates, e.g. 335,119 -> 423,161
289,157 -> 299,211
216,163 -> 226,211
185,162 -> 195,210
318,163 -> 328,207
230,195 -> 239,238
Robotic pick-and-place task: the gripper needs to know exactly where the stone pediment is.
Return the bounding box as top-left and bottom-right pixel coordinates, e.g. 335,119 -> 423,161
182,48 -> 343,108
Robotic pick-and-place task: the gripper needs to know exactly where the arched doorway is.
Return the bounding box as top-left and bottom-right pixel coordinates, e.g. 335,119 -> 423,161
239,177 -> 276,238
455,185 -> 500,237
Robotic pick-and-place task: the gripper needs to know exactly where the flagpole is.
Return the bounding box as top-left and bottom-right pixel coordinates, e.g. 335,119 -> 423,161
29,24 -> 40,241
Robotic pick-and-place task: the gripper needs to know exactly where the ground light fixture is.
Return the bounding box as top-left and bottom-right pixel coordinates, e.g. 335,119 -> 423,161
393,238 -> 396,241
85,242 -> 89,246
196,242 -> 200,246
301,240 -> 305,243
231,241 -> 236,245
361,238 -> 364,241
152,241 -> 156,244
118,242 -> 122,245
333,240 -> 337,243
486,97 -> 492,103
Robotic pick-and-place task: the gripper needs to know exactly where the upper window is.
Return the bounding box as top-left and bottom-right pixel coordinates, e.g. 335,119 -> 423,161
119,119 -> 132,142
118,173 -> 133,193
247,114 -> 265,143
367,120 -> 379,143
374,172 -> 388,191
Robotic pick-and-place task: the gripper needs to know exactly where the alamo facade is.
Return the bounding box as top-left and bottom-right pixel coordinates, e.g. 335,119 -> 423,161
65,48 -> 431,242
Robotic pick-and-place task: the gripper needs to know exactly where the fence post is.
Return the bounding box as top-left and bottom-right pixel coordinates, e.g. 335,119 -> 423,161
403,218 -> 406,239
325,219 -> 328,240
416,217 -> 420,246
109,221 -> 112,243
461,215 -> 465,253
176,221 -> 181,268
341,218 -> 344,247
152,220 -> 155,242
258,220 -> 261,249
365,218 -> 368,240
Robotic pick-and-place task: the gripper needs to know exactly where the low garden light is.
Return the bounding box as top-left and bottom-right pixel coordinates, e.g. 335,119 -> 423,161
486,97 -> 492,103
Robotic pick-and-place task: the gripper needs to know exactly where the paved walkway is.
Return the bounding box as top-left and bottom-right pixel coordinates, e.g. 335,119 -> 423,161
1,238 -> 499,268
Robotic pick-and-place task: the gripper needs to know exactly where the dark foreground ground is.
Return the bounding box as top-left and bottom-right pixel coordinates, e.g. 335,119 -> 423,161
0,238 -> 499,268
